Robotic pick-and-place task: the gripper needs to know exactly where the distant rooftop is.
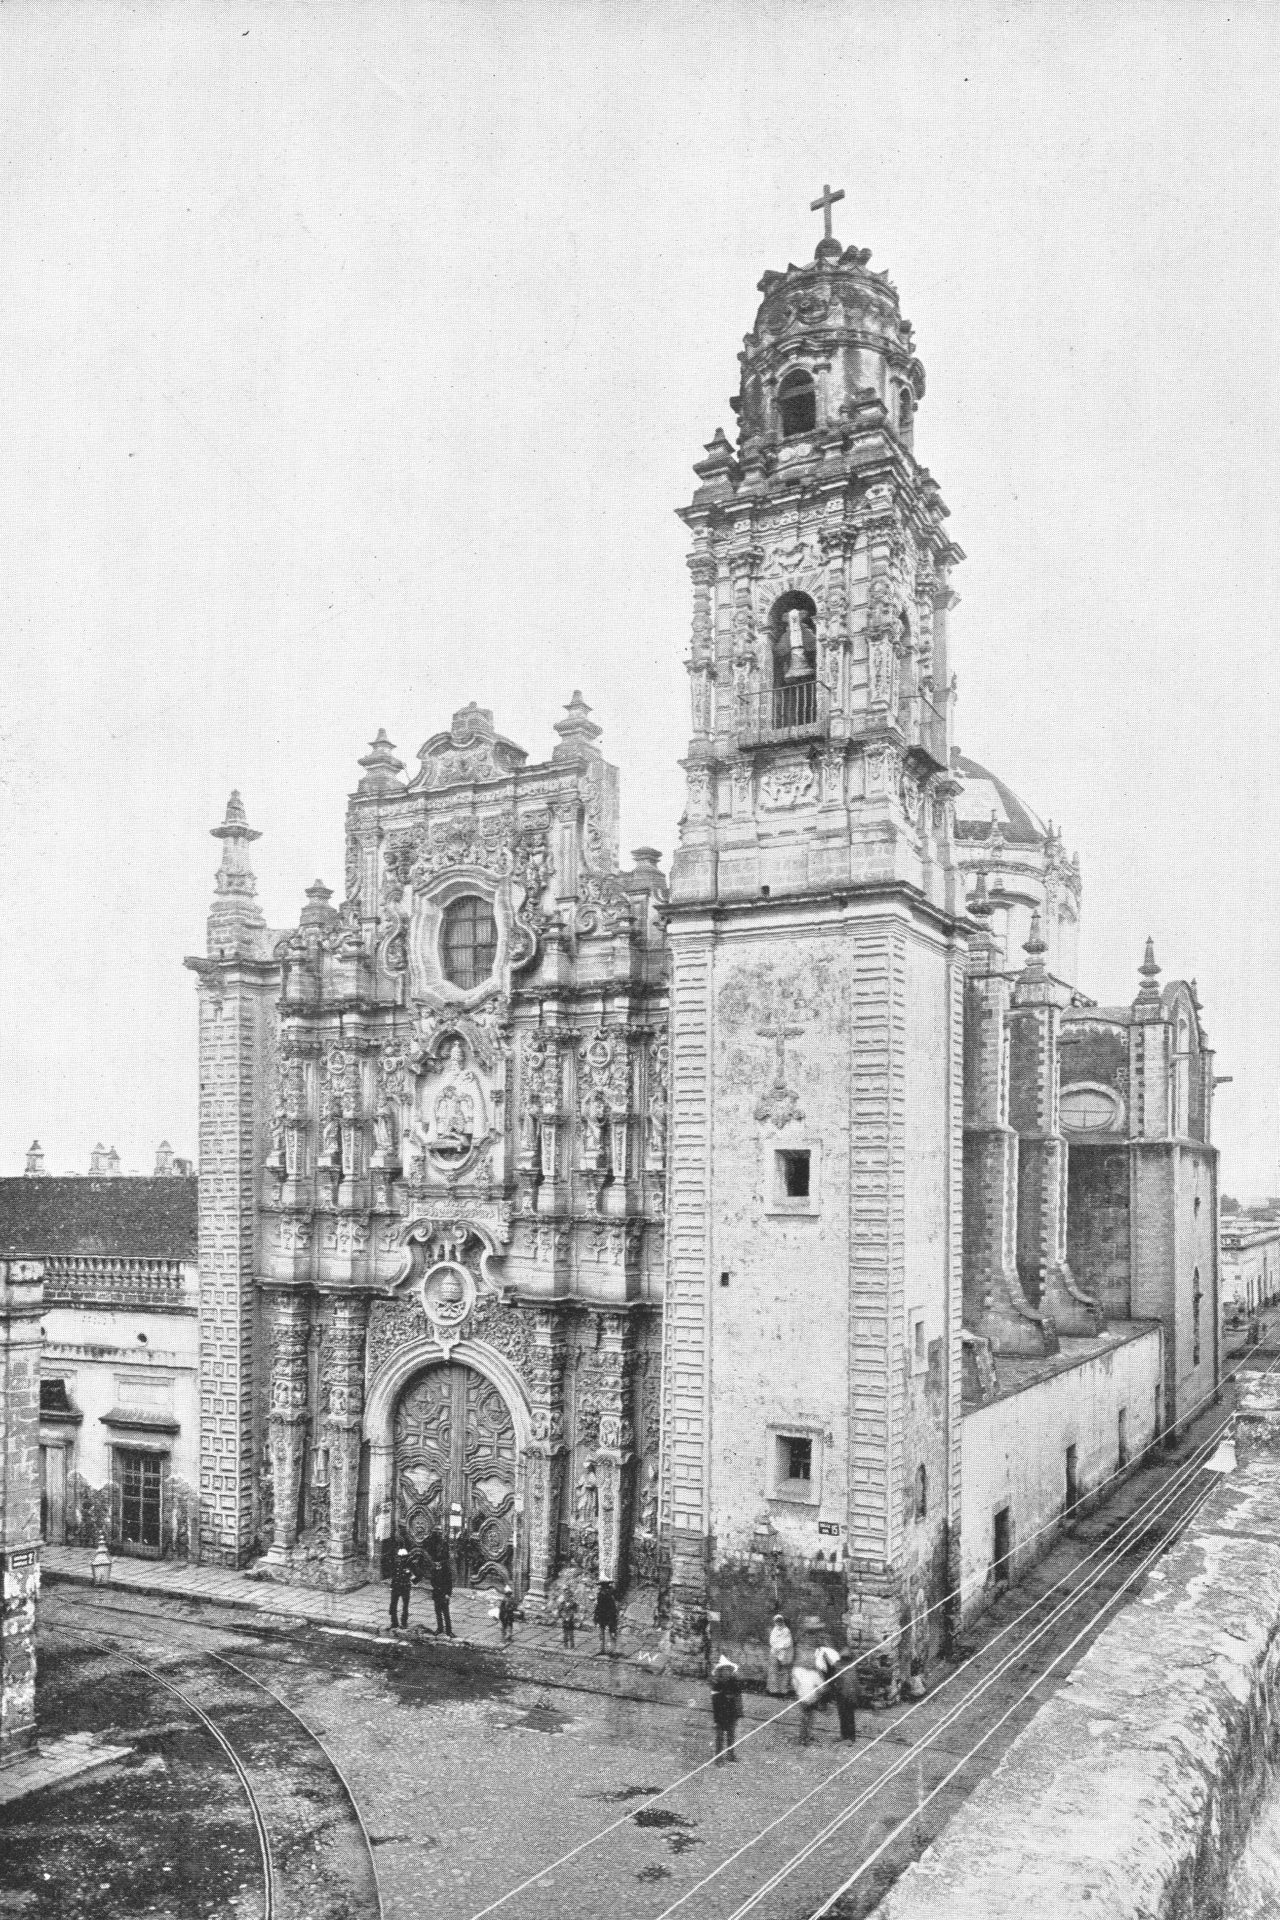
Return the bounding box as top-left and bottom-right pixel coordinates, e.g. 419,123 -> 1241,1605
0,1177 -> 198,1260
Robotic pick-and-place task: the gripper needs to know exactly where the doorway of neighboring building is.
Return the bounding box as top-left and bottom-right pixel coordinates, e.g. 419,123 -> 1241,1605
993,1505 -> 1012,1588
40,1444 -> 66,1544
1065,1443 -> 1079,1515
1117,1408 -> 1129,1469
118,1449 -> 162,1552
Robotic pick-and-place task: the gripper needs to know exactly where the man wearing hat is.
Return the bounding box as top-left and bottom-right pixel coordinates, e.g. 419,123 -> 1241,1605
389,1547 -> 414,1630
710,1655 -> 743,1763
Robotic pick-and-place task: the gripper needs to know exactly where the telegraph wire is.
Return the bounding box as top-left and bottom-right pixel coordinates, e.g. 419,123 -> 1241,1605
800,1480 -> 1220,1920
718,1458 -> 1228,1920
654,1411 -> 1235,1920
467,1332 -> 1267,1919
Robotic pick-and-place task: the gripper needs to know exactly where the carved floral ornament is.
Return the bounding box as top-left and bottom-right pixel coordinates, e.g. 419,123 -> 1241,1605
388,1215 -> 508,1357
378,810 -> 553,986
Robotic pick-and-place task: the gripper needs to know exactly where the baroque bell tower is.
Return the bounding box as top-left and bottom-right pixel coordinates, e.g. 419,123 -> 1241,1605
661,195 -> 968,1668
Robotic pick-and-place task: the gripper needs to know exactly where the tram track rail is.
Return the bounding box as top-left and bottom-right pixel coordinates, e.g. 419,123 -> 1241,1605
56,1621 -> 384,1920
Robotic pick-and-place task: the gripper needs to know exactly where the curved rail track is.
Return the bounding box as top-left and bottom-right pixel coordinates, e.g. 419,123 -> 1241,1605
57,1621 -> 383,1920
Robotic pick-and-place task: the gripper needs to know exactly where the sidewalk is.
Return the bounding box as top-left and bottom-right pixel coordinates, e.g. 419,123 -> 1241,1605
39,1545 -> 689,1708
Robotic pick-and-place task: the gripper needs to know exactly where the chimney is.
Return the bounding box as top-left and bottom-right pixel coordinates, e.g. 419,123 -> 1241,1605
23,1140 -> 46,1178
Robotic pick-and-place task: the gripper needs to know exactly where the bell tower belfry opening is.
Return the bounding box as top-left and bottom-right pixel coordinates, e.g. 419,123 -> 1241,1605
660,195 -> 968,1668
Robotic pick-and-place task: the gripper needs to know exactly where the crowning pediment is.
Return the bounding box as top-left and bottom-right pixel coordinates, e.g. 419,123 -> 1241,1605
408,702 -> 529,793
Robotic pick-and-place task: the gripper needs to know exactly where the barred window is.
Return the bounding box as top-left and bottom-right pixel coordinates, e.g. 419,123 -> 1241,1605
440,895 -> 498,989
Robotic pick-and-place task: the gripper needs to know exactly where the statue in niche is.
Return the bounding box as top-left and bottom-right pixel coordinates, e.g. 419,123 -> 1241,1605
320,1111 -> 341,1169
647,1087 -> 668,1164
268,1102 -> 286,1167
373,1095 -> 396,1161
575,1467 -> 599,1524
433,1082 -> 475,1161
581,1089 -> 609,1167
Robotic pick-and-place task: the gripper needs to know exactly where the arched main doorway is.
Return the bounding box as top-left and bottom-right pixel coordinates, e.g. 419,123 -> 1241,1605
393,1362 -> 517,1588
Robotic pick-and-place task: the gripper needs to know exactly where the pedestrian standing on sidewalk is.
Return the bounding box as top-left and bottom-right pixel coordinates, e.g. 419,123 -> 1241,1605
375,1501 -> 394,1580
557,1583 -> 579,1648
389,1548 -> 414,1630
710,1655 -> 743,1763
594,1578 -> 618,1655
828,1649 -> 858,1742
430,1551 -> 454,1638
498,1584 -> 517,1646
767,1612 -> 795,1696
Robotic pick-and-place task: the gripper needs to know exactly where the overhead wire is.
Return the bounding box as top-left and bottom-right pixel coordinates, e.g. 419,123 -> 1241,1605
717,1450 -> 1231,1920
801,1479 -> 1221,1920
654,1404 -> 1240,1920
466,1329 -> 1267,1920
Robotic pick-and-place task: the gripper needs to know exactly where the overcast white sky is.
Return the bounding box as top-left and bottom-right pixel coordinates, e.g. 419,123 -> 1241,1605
2,0 -> 1278,1195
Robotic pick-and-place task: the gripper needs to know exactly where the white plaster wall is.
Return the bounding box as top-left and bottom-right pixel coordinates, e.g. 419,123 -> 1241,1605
959,1326 -> 1162,1623
41,1294 -> 200,1493
703,903 -> 958,1592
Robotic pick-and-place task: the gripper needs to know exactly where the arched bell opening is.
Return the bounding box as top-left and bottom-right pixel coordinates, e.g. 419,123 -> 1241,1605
768,591 -> 818,728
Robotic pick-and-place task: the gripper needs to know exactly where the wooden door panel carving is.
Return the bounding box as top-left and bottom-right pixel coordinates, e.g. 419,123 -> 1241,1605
393,1365 -> 517,1587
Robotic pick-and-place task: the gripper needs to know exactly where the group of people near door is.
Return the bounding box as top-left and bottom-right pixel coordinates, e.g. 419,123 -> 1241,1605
708,1611 -> 860,1762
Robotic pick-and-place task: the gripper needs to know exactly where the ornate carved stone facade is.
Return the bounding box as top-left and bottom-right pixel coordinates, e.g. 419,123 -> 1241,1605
191,699 -> 666,1598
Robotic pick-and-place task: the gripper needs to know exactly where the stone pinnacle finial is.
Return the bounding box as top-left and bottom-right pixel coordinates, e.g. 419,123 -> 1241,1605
968,870 -> 994,922
356,728 -> 406,797
206,790 -> 267,954
1020,910 -> 1049,981
211,790 -> 261,845
301,879 -> 334,926
552,690 -> 604,763
1137,936 -> 1162,1003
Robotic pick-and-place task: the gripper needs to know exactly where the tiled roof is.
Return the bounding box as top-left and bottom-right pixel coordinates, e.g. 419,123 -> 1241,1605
0,1178 -> 198,1260
952,752 -> 1048,847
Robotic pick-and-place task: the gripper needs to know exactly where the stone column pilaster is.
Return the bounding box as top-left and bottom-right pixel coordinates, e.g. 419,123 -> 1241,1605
524,1309 -> 569,1606
265,1289 -> 312,1563
324,1293 -> 369,1586
593,1312 -> 637,1591
1,1261 -> 44,1764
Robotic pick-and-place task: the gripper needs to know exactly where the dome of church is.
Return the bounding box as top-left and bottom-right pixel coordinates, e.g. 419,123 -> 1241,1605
951,752 -> 1048,848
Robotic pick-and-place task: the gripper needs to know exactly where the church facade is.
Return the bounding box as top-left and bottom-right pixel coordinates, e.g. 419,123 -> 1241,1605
187,212 -> 1219,1675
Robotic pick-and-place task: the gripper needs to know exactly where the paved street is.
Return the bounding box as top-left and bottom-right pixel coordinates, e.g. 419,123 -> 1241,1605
3,1382 -> 1244,1920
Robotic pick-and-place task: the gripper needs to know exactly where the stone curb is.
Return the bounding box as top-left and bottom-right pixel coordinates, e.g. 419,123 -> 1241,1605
42,1565 -> 705,1712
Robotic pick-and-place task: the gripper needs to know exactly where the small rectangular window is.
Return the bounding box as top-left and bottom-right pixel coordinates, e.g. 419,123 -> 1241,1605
781,1435 -> 812,1482
778,1150 -> 810,1199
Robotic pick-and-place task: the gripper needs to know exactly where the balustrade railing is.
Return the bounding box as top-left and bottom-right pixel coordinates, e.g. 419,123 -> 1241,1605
42,1254 -> 191,1307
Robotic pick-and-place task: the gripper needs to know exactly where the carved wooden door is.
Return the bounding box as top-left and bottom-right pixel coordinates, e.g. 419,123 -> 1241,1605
393,1370 -> 451,1555
459,1372 -> 517,1589
393,1366 -> 516,1588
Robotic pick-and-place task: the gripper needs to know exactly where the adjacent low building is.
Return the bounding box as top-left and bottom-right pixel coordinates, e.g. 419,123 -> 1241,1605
0,1176 -> 199,1557
1221,1214 -> 1280,1319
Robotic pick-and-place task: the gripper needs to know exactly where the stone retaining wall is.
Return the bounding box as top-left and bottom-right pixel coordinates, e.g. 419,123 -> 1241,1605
872,1379 -> 1280,1920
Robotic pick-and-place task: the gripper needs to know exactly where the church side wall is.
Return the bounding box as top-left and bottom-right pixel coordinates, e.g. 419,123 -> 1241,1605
1131,1142 -> 1218,1431
958,1326 -> 1162,1624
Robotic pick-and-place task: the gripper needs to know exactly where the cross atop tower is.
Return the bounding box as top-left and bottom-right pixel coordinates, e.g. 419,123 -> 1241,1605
810,182 -> 845,240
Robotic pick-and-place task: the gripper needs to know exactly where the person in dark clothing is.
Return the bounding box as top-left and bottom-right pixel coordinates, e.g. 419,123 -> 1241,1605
593,1579 -> 618,1654
430,1553 -> 454,1637
389,1548 -> 414,1629
828,1650 -> 859,1742
498,1584 -> 517,1646
710,1656 -> 743,1762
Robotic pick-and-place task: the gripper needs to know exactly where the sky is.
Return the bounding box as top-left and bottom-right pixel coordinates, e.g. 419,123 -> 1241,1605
2,0 -> 1278,1195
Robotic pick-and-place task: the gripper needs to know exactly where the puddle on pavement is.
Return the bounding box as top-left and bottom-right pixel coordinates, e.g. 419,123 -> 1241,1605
494,1699 -> 576,1735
